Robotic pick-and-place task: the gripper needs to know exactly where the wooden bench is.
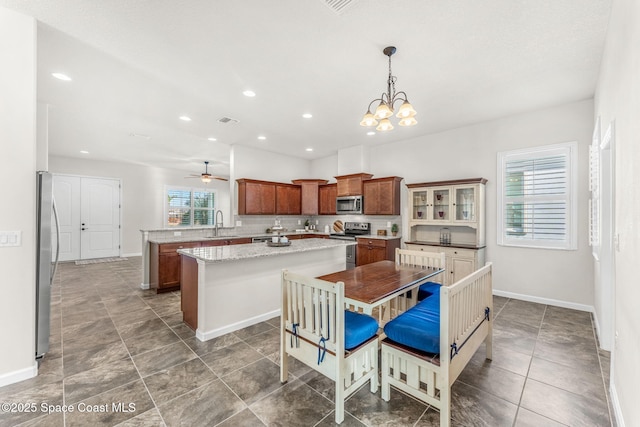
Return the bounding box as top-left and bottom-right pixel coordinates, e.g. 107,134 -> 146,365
381,263 -> 493,427
280,270 -> 379,424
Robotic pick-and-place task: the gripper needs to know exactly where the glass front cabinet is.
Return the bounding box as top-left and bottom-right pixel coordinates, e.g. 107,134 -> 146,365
409,179 -> 486,228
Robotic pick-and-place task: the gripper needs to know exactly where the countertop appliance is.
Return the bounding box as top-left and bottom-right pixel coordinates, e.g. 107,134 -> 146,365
36,171 -> 60,361
329,222 -> 370,270
336,195 -> 363,215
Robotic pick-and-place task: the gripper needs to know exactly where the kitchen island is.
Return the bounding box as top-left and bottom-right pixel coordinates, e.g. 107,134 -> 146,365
178,238 -> 355,341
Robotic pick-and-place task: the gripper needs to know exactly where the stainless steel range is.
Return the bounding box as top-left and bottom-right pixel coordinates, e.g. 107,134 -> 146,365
329,222 -> 370,270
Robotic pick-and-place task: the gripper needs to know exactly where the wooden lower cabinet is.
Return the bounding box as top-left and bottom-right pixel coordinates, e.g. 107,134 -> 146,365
405,243 -> 485,285
356,237 -> 401,266
149,241 -> 201,293
201,237 -> 252,247
150,238 -> 252,293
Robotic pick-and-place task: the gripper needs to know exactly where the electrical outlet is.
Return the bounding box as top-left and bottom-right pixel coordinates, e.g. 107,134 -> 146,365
173,231 -> 182,236
298,219 -> 301,225
236,220 -> 242,227
387,221 -> 391,228
316,220 -> 319,225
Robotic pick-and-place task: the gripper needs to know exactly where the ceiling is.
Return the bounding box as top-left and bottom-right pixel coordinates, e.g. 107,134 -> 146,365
2,0 -> 611,177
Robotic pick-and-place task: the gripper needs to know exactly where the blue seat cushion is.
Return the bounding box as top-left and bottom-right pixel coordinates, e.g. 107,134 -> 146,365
344,310 -> 379,350
383,294 -> 441,354
417,281 -> 442,301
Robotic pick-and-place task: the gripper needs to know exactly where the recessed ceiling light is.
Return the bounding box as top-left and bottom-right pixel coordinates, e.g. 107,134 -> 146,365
207,137 -> 217,141
305,148 -> 313,152
79,150 -> 89,154
367,131 -> 375,136
257,135 -> 267,140
179,115 -> 192,121
52,72 -> 72,81
302,113 -> 313,119
243,90 -> 256,97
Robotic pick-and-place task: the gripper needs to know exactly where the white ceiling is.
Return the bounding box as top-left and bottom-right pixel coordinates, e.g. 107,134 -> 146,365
2,0 -> 610,177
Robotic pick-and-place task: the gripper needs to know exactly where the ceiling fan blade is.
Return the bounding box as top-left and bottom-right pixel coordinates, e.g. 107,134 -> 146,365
212,176 -> 229,181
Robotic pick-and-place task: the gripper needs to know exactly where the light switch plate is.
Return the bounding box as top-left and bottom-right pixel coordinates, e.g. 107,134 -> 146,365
236,220 -> 242,227
0,231 -> 21,247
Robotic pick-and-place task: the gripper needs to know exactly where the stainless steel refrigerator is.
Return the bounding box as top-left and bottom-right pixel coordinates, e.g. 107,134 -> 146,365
35,171 -> 60,360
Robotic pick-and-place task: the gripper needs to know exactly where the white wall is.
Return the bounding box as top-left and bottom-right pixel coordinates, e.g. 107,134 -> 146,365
230,144 -> 312,214
317,100 -> 595,308
0,7 -> 37,385
48,156 -> 230,256
594,0 -> 640,424
311,154 -> 338,183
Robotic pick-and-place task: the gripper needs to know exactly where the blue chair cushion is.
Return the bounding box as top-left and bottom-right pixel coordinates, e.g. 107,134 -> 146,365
344,310 -> 379,350
383,293 -> 441,354
417,281 -> 442,301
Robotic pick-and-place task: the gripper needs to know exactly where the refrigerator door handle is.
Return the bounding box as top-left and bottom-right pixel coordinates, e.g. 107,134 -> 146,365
51,197 -> 60,286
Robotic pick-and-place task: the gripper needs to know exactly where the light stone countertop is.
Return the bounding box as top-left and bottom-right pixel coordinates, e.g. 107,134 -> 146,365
177,237 -> 356,263
148,231 -> 330,244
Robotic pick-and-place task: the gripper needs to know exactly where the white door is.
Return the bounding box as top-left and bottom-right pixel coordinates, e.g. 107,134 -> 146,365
53,175 -> 121,260
80,178 -> 121,259
52,175 -> 81,261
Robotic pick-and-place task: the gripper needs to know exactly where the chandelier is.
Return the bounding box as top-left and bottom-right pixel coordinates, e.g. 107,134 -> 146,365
360,46 -> 417,132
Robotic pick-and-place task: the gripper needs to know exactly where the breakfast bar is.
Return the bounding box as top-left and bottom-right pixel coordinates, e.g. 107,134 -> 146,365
178,238 -> 355,341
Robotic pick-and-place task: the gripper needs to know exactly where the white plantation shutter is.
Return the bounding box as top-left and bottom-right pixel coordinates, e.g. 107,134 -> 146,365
497,142 -> 577,250
165,186 -> 217,227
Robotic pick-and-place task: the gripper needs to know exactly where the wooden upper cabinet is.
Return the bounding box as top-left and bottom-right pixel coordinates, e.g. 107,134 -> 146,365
292,179 -> 328,215
237,179 -> 276,215
318,183 -> 337,215
276,183 -> 301,215
335,173 -> 373,196
363,176 -> 403,215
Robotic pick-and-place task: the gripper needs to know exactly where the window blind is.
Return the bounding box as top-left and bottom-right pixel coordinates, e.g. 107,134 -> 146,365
498,142 -> 576,250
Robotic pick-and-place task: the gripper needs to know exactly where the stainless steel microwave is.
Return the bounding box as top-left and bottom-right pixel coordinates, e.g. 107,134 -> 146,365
336,195 -> 363,214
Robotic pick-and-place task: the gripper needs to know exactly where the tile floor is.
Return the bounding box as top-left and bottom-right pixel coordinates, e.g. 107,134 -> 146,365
0,257 -> 614,426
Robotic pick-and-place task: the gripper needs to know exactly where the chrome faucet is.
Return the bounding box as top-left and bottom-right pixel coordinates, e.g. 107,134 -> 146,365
215,210 -> 224,236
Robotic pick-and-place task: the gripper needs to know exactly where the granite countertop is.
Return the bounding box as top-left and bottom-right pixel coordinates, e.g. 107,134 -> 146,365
178,238 -> 356,263
148,231 -> 331,244
406,240 -> 485,250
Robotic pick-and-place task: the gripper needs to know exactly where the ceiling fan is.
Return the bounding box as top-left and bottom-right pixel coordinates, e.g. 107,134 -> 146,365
185,161 -> 228,183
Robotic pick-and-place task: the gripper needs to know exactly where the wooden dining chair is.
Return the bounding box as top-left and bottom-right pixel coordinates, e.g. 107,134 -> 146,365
280,270 -> 379,424
379,248 -> 446,320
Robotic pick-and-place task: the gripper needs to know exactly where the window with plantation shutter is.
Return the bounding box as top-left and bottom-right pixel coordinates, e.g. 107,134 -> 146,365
165,186 -> 217,227
497,142 -> 577,250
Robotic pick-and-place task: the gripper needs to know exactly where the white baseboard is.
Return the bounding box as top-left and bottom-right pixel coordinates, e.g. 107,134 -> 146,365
122,252 -> 142,258
196,309 -> 280,342
140,282 -> 150,290
492,289 -> 594,313
610,381 -> 625,427
0,363 -> 37,388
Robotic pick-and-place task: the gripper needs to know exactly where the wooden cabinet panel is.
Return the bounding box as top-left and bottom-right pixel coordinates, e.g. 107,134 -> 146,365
318,183 -> 337,215
363,177 -> 402,215
276,184 -> 301,215
237,179 -> 276,215
335,173 -> 373,196
356,237 -> 401,266
150,241 -> 200,293
180,255 -> 198,330
292,179 -> 328,215
201,237 -> 252,247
